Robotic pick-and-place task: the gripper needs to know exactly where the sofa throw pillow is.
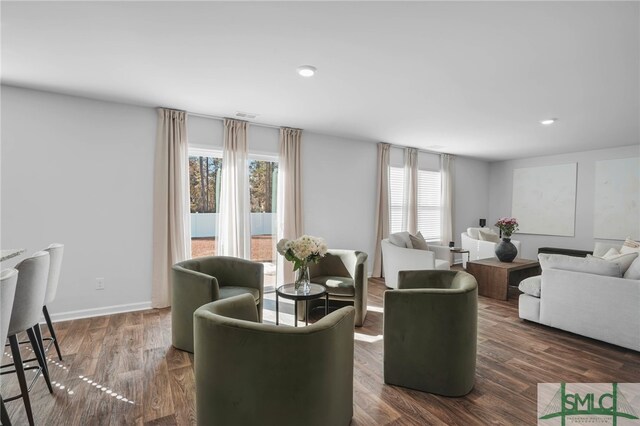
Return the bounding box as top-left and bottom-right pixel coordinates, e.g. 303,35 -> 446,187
518,275 -> 542,298
598,252 -> 639,275
538,253 -> 621,277
388,232 -> 412,249
590,248 -> 638,275
623,256 -> 640,280
621,237 -> 640,255
466,227 -> 480,240
409,232 -> 429,250
478,228 -> 500,243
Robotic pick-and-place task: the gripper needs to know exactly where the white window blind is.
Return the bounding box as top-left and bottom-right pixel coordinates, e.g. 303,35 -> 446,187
389,166 -> 405,234
417,169 -> 441,241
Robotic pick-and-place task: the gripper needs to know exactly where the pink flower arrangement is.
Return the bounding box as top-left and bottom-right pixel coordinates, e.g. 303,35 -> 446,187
495,217 -> 519,237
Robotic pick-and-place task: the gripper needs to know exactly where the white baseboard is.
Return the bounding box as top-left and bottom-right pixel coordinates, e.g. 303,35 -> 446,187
45,301 -> 153,324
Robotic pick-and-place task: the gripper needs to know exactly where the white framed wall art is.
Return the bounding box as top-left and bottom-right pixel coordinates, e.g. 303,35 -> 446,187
511,163 -> 577,236
593,157 -> 640,240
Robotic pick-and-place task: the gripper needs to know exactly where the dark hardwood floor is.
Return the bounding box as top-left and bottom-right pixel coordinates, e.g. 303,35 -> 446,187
2,277 -> 639,425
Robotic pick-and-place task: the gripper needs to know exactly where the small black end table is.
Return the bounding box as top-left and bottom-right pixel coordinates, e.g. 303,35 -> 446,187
450,248 -> 470,266
276,283 -> 328,327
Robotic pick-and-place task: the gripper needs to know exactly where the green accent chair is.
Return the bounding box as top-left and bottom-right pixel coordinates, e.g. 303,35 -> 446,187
304,249 -> 368,326
194,294 -> 355,426
172,256 -> 263,353
384,270 -> 478,396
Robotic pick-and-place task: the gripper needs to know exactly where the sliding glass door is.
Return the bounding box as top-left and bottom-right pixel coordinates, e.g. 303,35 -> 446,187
189,150 -> 222,257
188,149 -> 278,289
249,157 -> 278,291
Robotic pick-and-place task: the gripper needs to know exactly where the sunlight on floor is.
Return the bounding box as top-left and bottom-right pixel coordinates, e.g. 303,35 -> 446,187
354,333 -> 383,343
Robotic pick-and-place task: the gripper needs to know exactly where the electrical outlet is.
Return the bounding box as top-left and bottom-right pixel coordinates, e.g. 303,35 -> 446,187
96,277 -> 105,290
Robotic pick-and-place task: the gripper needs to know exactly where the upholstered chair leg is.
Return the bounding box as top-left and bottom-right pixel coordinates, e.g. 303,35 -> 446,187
9,335 -> 34,426
1,397 -> 12,426
27,327 -> 53,393
43,306 -> 62,361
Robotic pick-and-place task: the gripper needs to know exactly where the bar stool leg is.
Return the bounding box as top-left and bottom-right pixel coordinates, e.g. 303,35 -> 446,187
27,327 -> 53,393
8,335 -> 34,426
43,306 -> 63,361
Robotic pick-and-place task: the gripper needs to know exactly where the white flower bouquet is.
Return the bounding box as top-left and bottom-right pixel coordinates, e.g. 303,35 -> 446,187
276,235 -> 328,271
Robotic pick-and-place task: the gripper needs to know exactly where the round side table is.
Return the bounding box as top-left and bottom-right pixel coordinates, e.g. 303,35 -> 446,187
276,283 -> 328,327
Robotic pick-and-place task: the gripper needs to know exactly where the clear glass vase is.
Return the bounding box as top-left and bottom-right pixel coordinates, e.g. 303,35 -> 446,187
294,264 -> 311,293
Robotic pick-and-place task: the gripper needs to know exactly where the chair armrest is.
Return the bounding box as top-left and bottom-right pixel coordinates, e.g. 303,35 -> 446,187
172,265 -> 219,303
319,250 -> 368,326
428,244 -> 452,262
171,265 -> 219,352
381,240 -> 436,288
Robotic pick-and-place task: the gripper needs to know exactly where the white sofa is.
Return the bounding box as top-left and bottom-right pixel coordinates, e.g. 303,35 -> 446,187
381,232 -> 450,289
461,227 -> 522,268
519,242 -> 640,351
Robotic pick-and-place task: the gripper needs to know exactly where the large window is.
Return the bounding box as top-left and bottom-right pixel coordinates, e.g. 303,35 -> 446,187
416,170 -> 441,241
388,166 -> 441,241
389,166 -> 405,234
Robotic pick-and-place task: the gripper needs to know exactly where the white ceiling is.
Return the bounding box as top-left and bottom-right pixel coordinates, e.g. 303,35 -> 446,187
2,1 -> 638,161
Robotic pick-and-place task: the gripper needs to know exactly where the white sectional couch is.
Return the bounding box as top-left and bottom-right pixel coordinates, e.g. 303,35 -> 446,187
519,242 -> 640,351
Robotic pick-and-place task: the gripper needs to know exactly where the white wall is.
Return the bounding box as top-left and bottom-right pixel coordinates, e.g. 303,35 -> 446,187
302,132 -> 378,267
1,85 -> 493,318
188,114 -> 279,155
302,136 -> 492,270
453,155 -> 491,246
489,144 -> 640,259
1,85 -> 156,319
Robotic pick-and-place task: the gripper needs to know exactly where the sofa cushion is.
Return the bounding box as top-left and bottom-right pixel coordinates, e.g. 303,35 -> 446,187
466,227 -> 480,240
409,232 -> 429,250
518,275 -> 541,298
624,256 -> 640,280
478,228 -> 500,243
538,253 -> 622,277
311,275 -> 355,296
621,237 -> 640,255
389,232 -> 413,248
596,249 -> 639,275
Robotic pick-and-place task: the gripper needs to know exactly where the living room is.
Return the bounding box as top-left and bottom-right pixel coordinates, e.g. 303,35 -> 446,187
1,1 -> 639,425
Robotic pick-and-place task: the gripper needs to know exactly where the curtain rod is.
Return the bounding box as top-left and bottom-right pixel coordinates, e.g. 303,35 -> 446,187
189,111 -> 448,155
384,142 -> 451,157
187,111 -> 282,130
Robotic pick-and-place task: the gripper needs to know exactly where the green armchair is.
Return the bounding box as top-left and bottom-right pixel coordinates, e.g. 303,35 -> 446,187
384,270 -> 478,396
194,294 -> 355,426
171,256 -> 263,353
306,249 -> 368,326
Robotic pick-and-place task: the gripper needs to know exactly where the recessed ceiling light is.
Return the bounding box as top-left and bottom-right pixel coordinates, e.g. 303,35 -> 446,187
296,65 -> 317,77
540,118 -> 557,125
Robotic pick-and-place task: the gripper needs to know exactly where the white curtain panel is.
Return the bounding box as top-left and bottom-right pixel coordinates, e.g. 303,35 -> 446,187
440,153 -> 454,245
277,127 -> 303,285
217,119 -> 251,258
372,143 -> 391,277
151,108 -> 190,308
403,148 -> 418,234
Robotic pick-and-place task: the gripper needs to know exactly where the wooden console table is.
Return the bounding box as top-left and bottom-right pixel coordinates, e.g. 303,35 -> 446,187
466,258 -> 541,301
